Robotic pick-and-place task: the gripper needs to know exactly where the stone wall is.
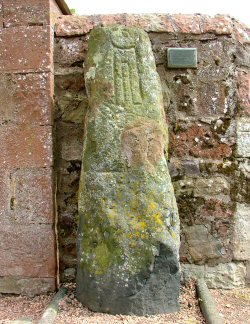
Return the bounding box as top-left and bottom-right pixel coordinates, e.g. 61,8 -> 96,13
0,0 -> 64,295
54,14 -> 250,287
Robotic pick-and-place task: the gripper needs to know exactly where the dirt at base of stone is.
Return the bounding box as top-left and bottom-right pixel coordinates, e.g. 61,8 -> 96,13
0,293 -> 53,323
211,287 -> 250,324
0,281 -> 203,323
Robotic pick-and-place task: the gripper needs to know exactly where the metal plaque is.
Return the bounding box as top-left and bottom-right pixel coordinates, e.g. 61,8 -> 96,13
167,48 -> 197,68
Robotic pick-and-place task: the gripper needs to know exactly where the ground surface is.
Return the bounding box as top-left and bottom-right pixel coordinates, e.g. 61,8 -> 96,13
0,281 -> 204,324
211,287 -> 250,324
1,283 -> 249,323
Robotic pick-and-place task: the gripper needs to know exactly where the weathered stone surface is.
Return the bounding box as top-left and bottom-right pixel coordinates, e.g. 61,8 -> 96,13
246,261 -> 250,284
0,26 -> 52,73
232,203 -> 250,260
0,125 -> 52,168
174,176 -> 230,198
183,225 -> 223,264
182,262 -> 246,288
236,118 -> 250,157
76,26 -> 180,315
181,264 -> 205,282
0,73 -> 53,125
0,277 -> 55,296
3,0 -> 50,28
54,36 -> 88,67
237,69 -> 250,116
55,14 -> 245,38
0,224 -> 56,278
169,124 -> 233,159
8,168 -> 54,224
205,262 -> 246,289
0,171 -> 10,216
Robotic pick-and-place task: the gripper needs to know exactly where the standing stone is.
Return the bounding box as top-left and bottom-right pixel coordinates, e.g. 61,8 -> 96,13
76,25 -> 180,315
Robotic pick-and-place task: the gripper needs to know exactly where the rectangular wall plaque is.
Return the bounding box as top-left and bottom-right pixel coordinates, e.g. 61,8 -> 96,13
167,48 -> 197,68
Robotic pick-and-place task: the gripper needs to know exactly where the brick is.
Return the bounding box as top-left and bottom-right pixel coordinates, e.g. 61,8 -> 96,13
237,69 -> 250,116
0,277 -> 55,296
9,168 -> 54,224
0,125 -> 52,168
0,26 -> 53,73
0,224 -> 56,277
0,171 -> 10,216
0,73 -> 53,125
3,0 -> 50,28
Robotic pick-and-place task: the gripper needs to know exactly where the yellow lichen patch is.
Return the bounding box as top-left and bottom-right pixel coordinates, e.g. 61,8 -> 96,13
133,221 -> 147,231
152,212 -> 164,227
148,202 -> 157,211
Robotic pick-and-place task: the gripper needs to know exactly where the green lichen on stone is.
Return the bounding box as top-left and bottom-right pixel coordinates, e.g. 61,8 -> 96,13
77,25 -> 180,315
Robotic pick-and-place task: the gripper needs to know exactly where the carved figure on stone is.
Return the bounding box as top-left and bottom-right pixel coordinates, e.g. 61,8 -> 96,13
77,25 -> 180,315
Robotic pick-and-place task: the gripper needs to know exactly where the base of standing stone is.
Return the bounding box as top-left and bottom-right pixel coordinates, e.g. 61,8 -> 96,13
77,245 -> 180,315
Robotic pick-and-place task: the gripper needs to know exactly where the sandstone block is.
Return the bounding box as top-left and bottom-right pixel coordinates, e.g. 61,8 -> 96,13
0,26 -> 52,73
77,26 -> 180,315
0,277 -> 55,296
0,171 -> 10,216
232,203 -> 250,260
0,73 -> 53,125
3,0 -> 50,28
182,262 -> 246,288
183,225 -> 223,264
236,118 -> 250,157
205,262 -> 246,289
200,15 -> 233,35
237,69 -> 250,116
0,224 -> 56,278
0,125 -> 52,168
169,124 -> 232,159
54,37 -> 87,66
9,168 -> 54,224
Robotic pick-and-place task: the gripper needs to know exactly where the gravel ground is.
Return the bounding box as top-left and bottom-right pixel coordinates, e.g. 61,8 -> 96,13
211,287 -> 250,324
0,293 -> 53,323
0,280 -> 204,324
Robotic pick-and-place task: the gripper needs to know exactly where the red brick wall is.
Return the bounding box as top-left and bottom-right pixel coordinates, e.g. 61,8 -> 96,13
0,0 -> 60,295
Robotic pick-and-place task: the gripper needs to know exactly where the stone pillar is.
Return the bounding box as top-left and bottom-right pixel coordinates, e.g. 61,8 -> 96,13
77,26 -> 180,315
0,0 -> 60,295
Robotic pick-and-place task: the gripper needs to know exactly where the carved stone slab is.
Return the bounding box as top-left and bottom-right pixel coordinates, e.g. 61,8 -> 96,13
76,25 -> 180,315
